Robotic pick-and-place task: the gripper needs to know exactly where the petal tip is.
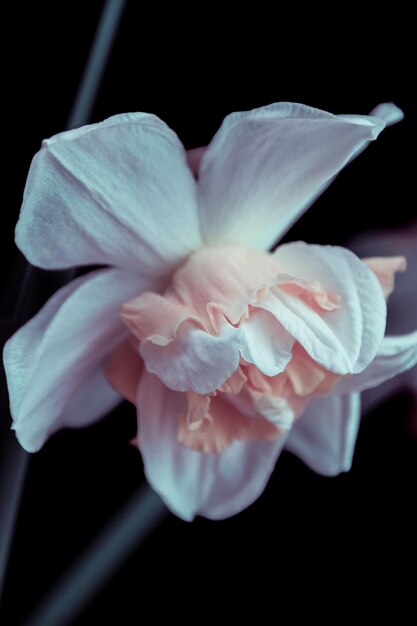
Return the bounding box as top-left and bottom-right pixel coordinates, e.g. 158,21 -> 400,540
371,102 -> 404,127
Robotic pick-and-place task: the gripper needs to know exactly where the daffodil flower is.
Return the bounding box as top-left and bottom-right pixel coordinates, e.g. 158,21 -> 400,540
4,102 -> 417,520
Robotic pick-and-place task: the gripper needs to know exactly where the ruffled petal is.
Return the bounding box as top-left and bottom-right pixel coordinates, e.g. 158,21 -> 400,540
335,332 -> 417,395
16,112 -> 201,275
258,242 -> 387,375
239,309 -> 294,376
139,321 -> 242,394
3,269 -> 162,451
198,102 -> 398,249
126,246 -> 295,390
285,393 -> 361,475
177,391 -> 281,454
137,371 -> 288,520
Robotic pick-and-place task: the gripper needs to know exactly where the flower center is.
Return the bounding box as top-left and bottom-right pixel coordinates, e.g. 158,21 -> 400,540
119,244 -> 342,452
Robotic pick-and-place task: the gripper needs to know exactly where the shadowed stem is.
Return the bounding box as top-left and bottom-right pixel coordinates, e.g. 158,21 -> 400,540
25,486 -> 167,626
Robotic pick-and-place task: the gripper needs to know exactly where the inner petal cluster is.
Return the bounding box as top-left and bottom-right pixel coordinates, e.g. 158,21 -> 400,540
118,246 -> 342,452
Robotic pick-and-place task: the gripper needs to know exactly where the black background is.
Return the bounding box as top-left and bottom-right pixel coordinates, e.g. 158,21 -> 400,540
1,3 -> 416,623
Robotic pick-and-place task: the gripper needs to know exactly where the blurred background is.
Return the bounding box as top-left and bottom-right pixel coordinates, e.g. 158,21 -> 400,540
1,2 -> 416,623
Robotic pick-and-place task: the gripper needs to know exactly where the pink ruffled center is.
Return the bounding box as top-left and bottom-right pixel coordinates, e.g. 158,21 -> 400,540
121,246 -> 340,344
105,247 -> 406,454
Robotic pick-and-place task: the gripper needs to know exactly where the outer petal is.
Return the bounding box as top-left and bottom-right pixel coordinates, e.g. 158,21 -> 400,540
3,269 -> 162,451
349,222 -> 417,409
198,102 -> 397,249
259,242 -> 387,374
16,113 -> 201,275
335,332 -> 417,395
285,393 -> 361,475
137,371 -> 288,520
350,223 -> 417,336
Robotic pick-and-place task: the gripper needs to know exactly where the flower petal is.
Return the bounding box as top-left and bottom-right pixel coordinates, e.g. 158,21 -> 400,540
139,321 -> 242,394
198,102 -> 396,249
285,393 -> 361,475
16,113 -> 201,275
363,256 -> 406,298
239,308 -> 294,376
335,332 -> 417,395
3,269 -> 162,451
186,147 -> 206,177
177,391 -> 282,454
349,222 -> 417,336
259,242 -> 387,374
370,102 -> 404,126
137,371 -> 288,520
104,338 -> 143,404
349,223 -> 417,411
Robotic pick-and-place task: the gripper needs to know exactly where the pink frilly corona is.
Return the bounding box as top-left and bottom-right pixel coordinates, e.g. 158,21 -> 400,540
4,102 -> 417,520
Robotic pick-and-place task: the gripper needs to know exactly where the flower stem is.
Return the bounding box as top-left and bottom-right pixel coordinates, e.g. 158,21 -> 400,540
26,486 -> 167,626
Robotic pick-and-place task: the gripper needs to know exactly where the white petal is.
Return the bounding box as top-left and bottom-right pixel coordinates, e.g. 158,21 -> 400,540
370,102 -> 404,126
198,102 -> 391,249
285,393 -> 360,475
16,112 -> 201,275
336,332 -> 417,395
139,321 -> 242,394
137,371 -> 288,520
260,242 -> 386,374
3,269 -> 162,451
239,308 -> 294,376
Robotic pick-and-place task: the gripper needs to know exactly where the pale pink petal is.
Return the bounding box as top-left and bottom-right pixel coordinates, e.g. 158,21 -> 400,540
121,292 -> 203,346
127,247 -> 296,390
186,147 -> 206,177
198,102 -> 398,249
285,393 -> 361,475
16,113 -> 201,275
137,371 -> 288,520
349,223 -> 417,336
285,343 -> 340,396
138,321 -> 242,394
363,256 -> 406,298
3,269 -> 162,452
177,391 -> 281,454
121,246 -> 281,343
104,338 -> 143,404
258,242 -> 387,375
169,246 -> 281,330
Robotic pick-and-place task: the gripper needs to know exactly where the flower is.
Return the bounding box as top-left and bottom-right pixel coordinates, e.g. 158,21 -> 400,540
348,221 -> 417,433
4,102 -> 417,521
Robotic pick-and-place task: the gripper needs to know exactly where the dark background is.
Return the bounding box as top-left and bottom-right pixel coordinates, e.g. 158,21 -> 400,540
1,3 -> 416,623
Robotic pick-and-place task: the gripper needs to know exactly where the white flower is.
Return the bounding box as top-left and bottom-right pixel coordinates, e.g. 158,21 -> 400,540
4,101 -> 417,520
